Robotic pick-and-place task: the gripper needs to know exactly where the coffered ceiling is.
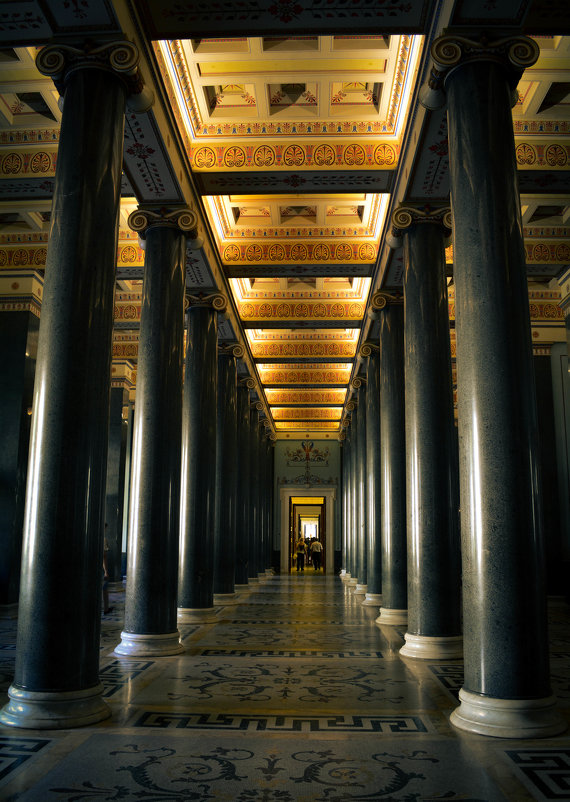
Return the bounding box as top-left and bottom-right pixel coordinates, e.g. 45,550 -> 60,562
0,0 -> 569,440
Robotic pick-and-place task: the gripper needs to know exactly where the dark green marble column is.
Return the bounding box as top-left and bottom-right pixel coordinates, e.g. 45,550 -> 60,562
104,385 -> 129,591
339,436 -> 348,579
362,344 -> 382,607
116,209 -> 193,656
213,346 -> 239,602
375,294 -> 407,627
247,405 -> 261,583
0,298 -> 39,619
425,33 -> 564,737
353,381 -> 368,596
178,297 -> 225,622
393,208 -> 462,660
235,382 -> 252,588
347,404 -> 358,586
0,42 -> 138,729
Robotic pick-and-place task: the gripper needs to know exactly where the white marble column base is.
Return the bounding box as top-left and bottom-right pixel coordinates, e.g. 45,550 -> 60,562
107,582 -> 125,592
339,569 -> 347,577
450,688 -> 567,738
361,593 -> 383,607
178,607 -> 218,623
352,583 -> 367,596
0,603 -> 18,619
376,607 -> 408,625
0,682 -> 110,729
347,577 -> 358,586
400,633 -> 463,660
213,592 -> 240,605
258,572 -> 270,581
248,577 -> 260,584
114,631 -> 184,657
340,571 -> 351,582
234,583 -> 250,591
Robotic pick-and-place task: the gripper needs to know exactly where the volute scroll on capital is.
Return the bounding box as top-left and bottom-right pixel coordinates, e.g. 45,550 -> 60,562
36,40 -> 154,112
388,206 -> 452,248
240,377 -> 257,391
359,341 -> 380,358
218,342 -> 245,359
370,291 -> 404,311
420,34 -> 539,110
129,208 -> 199,240
185,292 -> 228,313
350,376 -> 366,390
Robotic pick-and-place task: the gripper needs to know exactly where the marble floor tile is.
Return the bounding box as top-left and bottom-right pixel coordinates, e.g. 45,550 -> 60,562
14,732 -> 512,801
0,576 -> 568,801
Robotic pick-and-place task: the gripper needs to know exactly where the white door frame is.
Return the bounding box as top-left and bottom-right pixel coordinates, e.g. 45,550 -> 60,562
279,486 -> 336,574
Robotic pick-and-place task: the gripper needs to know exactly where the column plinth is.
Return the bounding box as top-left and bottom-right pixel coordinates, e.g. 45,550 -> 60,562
450,689 -> 564,739
115,632 -> 183,657
1,684 -> 110,730
400,634 -> 463,660
362,593 -> 382,607
377,608 -> 408,626
178,607 -> 218,623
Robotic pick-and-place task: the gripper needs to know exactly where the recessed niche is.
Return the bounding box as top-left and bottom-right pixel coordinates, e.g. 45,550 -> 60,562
191,38 -> 249,54
263,37 -> 319,52
332,35 -> 390,51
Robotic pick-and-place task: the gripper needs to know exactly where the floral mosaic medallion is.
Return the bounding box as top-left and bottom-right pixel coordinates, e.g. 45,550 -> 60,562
17,734 -> 507,801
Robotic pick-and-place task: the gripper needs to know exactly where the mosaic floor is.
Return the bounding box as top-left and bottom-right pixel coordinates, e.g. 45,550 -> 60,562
1,575 -> 569,800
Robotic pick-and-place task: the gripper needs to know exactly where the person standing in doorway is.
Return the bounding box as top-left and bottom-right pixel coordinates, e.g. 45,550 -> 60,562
310,538 -> 323,571
295,537 -> 306,571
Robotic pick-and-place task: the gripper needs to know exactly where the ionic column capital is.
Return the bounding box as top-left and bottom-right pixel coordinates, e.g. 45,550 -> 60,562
36,40 -> 153,112
185,292 -> 228,313
239,376 -> 257,391
420,33 -> 539,110
359,341 -> 380,358
219,342 -> 245,358
387,206 -> 452,249
369,291 -> 404,311
350,376 -> 366,390
129,207 -> 198,240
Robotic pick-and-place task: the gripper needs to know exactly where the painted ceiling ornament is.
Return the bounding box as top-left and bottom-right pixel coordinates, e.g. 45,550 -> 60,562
36,40 -> 154,112
420,34 -> 539,111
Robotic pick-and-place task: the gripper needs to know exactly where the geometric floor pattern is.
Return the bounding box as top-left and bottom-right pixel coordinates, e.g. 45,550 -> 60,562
0,574 -> 569,800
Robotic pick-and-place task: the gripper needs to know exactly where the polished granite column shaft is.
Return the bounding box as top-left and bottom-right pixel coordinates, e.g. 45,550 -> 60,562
256,421 -> 266,577
117,215 -> 190,656
0,307 -> 38,618
376,297 -> 407,626
104,386 -> 128,589
348,407 -> 358,584
247,406 -> 260,581
398,214 -> 462,659
340,438 -> 348,578
363,347 -> 382,606
438,35 -> 564,737
213,350 -> 238,599
235,384 -> 251,587
341,428 -> 352,580
0,59 -> 128,729
178,302 -> 221,622
353,383 -> 368,595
